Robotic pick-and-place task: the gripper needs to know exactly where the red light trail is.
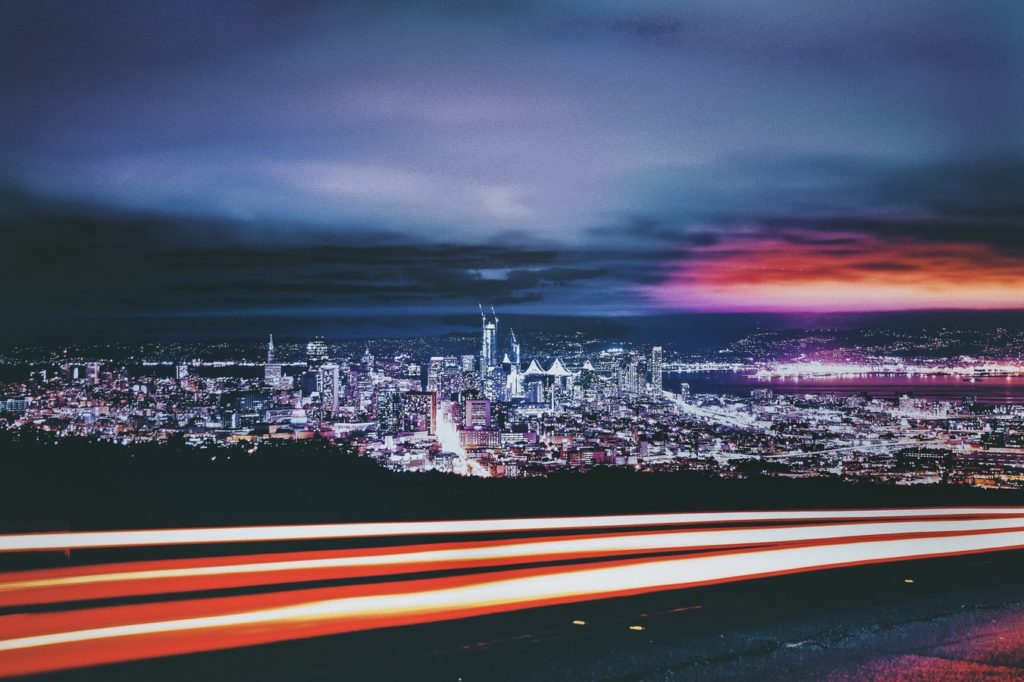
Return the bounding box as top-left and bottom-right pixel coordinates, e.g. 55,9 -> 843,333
4,516 -> 1024,608
1,508 -> 1023,677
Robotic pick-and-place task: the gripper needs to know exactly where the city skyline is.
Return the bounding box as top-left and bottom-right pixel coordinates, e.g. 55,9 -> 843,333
2,0 -> 1023,337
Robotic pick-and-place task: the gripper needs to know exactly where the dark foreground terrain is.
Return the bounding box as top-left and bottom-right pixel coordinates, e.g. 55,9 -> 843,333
4,431 -> 1024,532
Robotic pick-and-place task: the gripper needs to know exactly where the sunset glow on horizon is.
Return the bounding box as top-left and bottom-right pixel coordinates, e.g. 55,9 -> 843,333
644,233 -> 1024,313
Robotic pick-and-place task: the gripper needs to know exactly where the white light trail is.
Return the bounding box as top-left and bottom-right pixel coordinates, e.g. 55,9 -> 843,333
5,507 -> 1024,552
5,517 -> 1024,595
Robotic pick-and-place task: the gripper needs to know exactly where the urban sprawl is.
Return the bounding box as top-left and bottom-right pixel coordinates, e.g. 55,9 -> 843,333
3,309 -> 1024,489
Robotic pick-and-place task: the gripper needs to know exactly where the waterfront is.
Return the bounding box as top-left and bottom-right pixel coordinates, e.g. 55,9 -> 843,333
667,371 -> 1024,404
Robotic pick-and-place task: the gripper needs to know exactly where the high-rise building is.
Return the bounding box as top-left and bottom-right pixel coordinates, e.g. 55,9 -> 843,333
479,305 -> 498,374
230,391 -> 273,414
306,337 -> 328,369
428,356 -> 473,398
650,346 -> 663,393
523,359 -> 547,403
264,333 -> 282,388
376,387 -> 401,434
464,398 -> 492,429
509,328 -> 521,366
356,370 -> 373,411
622,357 -> 639,395
504,356 -> 522,399
426,357 -> 446,394
403,391 -> 437,434
317,363 -> 340,418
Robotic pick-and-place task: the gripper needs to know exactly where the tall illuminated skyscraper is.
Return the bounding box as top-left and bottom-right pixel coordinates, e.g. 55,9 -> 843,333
317,363 -> 340,417
479,304 -> 498,375
306,337 -> 328,369
651,346 -> 663,393
464,398 -> 492,429
264,333 -> 282,388
376,386 -> 401,434
509,328 -> 521,367
403,391 -> 437,434
621,357 -> 639,395
426,357 -> 445,394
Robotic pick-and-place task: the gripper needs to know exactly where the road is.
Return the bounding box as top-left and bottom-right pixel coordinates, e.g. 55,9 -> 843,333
2,507 -> 1024,679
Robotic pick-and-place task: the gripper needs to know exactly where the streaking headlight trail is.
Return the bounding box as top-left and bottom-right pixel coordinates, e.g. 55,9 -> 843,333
1,507 -> 1023,677
5,506 -> 1024,552
4,516 -> 1024,607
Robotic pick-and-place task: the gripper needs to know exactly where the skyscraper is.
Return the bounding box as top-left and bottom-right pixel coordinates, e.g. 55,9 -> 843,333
464,398 -> 492,429
403,391 -> 437,435
376,387 -> 401,434
264,333 -> 282,388
306,337 -> 328,369
317,363 -> 340,418
479,304 -> 498,375
622,357 -> 639,395
426,357 -> 446,394
650,346 -> 663,393
509,328 -> 521,366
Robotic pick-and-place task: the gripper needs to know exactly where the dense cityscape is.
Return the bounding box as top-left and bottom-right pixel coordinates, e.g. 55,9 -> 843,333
3,308 -> 1024,489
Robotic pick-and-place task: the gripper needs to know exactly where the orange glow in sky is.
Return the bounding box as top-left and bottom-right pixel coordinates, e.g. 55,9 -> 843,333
645,235 -> 1024,312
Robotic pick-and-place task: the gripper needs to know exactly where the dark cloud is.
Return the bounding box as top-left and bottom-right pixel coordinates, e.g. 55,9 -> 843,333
595,155 -> 1024,251
0,188 -> 636,323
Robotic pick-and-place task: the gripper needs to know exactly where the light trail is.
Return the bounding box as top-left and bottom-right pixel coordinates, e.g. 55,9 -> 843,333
4,516 -> 1024,607
2,527 -> 1023,677
5,507 -> 1024,552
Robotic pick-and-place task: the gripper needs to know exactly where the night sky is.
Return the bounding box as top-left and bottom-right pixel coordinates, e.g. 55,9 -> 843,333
2,1 -> 1022,337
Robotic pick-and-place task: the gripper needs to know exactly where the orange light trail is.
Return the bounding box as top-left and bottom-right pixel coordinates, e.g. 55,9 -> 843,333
1,509 -> 1023,677
3,516 -> 1024,607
